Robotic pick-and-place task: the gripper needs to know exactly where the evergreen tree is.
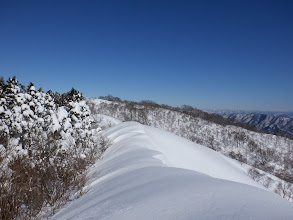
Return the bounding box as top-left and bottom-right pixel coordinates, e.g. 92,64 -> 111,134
0,77 -> 102,218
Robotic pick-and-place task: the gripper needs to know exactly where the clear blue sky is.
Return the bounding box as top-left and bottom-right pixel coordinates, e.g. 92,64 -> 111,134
1,0 -> 292,111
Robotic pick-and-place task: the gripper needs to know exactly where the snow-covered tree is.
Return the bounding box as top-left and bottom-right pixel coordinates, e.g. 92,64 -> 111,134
0,77 -> 104,219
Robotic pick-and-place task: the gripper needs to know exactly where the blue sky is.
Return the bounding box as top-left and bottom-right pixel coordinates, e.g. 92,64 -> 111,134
0,0 -> 292,111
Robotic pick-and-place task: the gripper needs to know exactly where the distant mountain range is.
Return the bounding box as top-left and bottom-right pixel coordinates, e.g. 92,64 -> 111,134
207,110 -> 293,138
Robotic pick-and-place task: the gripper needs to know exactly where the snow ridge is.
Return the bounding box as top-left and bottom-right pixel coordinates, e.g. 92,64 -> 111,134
87,98 -> 293,200
53,122 -> 293,219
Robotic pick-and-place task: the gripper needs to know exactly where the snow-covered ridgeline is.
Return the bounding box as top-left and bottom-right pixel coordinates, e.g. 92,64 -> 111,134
53,121 -> 293,219
87,98 -> 293,200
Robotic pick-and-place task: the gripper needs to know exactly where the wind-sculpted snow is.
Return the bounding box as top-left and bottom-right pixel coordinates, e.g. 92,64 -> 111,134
87,99 -> 293,200
53,122 -> 293,219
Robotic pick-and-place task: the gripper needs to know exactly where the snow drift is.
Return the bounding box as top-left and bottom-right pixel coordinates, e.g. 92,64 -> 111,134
52,122 -> 293,219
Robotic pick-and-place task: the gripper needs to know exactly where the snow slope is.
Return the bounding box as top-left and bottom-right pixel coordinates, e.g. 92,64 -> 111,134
52,122 -> 293,219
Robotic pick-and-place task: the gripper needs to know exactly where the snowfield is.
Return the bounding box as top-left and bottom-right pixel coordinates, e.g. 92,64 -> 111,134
52,121 -> 293,219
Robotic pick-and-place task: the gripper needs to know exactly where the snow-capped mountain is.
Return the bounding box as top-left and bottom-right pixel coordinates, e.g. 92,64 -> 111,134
226,113 -> 293,137
207,110 -> 293,138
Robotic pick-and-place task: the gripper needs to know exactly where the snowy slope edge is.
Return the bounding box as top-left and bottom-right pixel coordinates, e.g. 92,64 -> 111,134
52,122 -> 293,220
